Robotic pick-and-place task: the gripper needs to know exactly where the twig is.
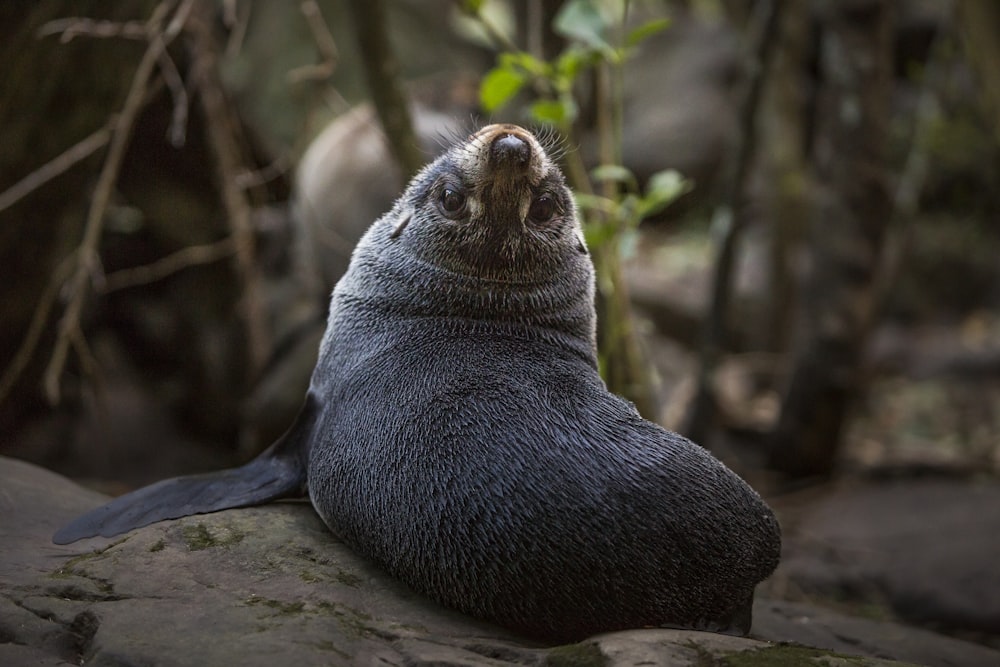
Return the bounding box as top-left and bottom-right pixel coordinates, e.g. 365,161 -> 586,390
70,325 -> 102,402
0,258 -> 74,406
458,0 -> 520,54
287,0 -> 339,83
0,120 -> 113,215
157,49 -> 190,147
38,17 -> 148,42
223,0 -> 251,57
102,238 -> 237,293
188,3 -> 271,377
43,1 -> 179,404
234,155 -> 292,190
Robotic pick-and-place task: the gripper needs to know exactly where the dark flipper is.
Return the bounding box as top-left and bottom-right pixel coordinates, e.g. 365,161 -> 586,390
52,394 -> 319,545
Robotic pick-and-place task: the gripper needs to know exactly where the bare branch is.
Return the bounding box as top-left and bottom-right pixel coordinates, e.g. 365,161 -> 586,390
157,49 -> 190,147
0,120 -> 113,215
188,3 -> 271,377
223,0 -> 251,57
43,1 -> 180,404
0,258 -> 74,406
287,0 -> 339,83
235,155 -> 292,191
101,238 -> 236,293
38,17 -> 148,42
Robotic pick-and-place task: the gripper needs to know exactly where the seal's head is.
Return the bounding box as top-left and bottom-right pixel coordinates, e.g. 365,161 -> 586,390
392,124 -> 587,283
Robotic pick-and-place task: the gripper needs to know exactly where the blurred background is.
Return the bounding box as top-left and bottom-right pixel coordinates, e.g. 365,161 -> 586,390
1,0 -> 999,654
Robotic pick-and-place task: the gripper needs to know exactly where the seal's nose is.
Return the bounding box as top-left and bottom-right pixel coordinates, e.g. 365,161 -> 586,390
491,133 -> 531,167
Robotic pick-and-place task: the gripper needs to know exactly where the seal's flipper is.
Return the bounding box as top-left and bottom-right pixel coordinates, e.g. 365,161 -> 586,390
52,394 -> 318,545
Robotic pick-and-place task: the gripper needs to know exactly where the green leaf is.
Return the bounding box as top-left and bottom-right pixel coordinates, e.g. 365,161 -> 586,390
480,67 -> 525,111
555,46 -> 603,84
554,0 -> 611,51
647,169 -> 689,201
574,192 -> 617,217
554,49 -> 585,84
499,51 -> 548,77
590,164 -> 636,190
529,99 -> 567,125
635,169 -> 691,220
626,17 -> 671,48
619,227 -> 640,259
582,217 -> 617,250
458,0 -> 485,15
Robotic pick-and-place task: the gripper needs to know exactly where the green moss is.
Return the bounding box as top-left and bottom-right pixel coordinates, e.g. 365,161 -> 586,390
298,570 -> 322,583
545,642 -> 607,667
295,567 -> 360,585
50,537 -> 129,577
335,569 -> 363,587
148,539 -> 166,552
181,523 -> 245,550
245,596 -> 306,615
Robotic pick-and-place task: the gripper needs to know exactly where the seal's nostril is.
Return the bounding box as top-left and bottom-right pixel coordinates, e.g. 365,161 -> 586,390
491,134 -> 531,166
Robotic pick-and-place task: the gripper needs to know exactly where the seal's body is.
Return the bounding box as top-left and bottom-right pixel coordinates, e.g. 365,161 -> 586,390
55,125 -> 781,642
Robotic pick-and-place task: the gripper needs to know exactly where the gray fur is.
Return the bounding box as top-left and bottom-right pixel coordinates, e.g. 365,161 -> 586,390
307,125 -> 780,640
54,125 -> 780,643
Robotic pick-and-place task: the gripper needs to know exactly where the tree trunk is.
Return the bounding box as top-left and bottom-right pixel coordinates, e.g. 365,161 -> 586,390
345,0 -> 422,181
767,0 -> 894,478
760,0 -> 810,360
956,0 -> 1000,144
684,0 -> 785,442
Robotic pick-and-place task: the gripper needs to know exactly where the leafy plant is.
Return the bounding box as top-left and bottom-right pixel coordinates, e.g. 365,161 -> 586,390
466,0 -> 690,415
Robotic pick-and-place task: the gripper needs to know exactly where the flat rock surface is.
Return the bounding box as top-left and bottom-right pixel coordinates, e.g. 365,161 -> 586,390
771,477 -> 1000,641
2,456 -> 998,666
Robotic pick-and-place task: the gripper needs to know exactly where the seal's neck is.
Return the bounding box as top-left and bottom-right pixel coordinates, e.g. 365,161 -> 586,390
336,222 -> 598,367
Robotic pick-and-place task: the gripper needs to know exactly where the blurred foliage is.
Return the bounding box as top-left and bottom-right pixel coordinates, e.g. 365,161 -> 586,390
467,0 -> 689,412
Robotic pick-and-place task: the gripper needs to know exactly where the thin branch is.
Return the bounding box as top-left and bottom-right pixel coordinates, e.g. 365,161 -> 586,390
38,17 -> 148,42
287,0 -> 339,83
70,325 -> 102,400
0,120 -> 113,215
0,258 -> 74,406
102,238 -> 237,293
157,49 -> 190,147
458,0 -> 520,53
43,1 -> 178,404
188,3 -> 271,377
234,155 -> 292,190
223,0 -> 251,57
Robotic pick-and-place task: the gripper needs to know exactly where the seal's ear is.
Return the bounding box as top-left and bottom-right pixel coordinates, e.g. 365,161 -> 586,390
390,210 -> 412,240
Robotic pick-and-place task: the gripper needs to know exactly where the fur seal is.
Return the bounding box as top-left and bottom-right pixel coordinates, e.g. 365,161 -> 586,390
54,124 -> 781,642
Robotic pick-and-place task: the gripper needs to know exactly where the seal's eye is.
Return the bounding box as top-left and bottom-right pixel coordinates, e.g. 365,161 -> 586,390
438,187 -> 467,218
527,194 -> 556,224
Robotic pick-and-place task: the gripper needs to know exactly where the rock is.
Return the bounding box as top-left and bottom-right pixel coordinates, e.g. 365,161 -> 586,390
754,600 -> 1000,667
774,479 -> 1000,642
1,456 -> 993,666
293,102 -> 470,297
